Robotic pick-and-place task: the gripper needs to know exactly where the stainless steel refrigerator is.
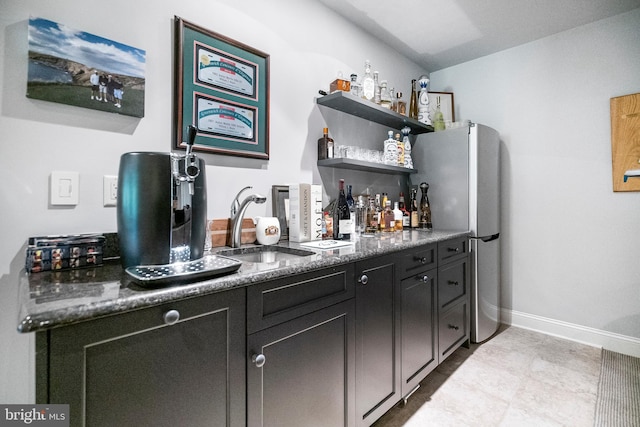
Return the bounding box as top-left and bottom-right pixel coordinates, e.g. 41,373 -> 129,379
411,123 -> 500,343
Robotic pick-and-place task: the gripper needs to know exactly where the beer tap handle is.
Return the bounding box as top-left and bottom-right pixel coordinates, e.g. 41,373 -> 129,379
184,125 -> 200,195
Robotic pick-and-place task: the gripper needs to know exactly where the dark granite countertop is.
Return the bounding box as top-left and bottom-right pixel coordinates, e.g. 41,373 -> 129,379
17,230 -> 468,333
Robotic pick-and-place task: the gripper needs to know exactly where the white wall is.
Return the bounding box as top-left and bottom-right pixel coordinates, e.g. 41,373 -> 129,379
431,8 -> 640,353
0,0 -> 426,403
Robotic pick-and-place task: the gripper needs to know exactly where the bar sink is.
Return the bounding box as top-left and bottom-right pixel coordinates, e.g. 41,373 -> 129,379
216,246 -> 316,264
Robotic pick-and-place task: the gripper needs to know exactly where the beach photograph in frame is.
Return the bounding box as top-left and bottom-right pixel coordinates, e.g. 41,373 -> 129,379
27,17 -> 146,118
175,16 -> 270,159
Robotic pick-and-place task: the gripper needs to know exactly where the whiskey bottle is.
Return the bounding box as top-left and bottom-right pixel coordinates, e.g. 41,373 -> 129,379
396,92 -> 407,116
317,127 -> 333,160
374,71 -> 381,104
383,200 -> 395,232
333,179 -> 352,240
361,60 -> 375,101
399,192 -> 410,228
418,182 -> 433,230
365,197 -> 378,234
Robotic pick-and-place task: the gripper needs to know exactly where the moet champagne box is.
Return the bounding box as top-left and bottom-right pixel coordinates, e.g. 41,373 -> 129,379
288,183 -> 311,242
310,184 -> 323,241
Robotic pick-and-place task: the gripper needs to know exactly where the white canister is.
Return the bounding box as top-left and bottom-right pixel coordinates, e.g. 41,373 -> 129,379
255,217 -> 281,245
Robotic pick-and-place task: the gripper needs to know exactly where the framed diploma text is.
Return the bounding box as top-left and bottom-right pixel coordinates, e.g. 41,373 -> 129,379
175,17 -> 270,159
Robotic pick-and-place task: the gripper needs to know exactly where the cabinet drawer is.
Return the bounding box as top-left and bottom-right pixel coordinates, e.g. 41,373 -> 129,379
438,301 -> 468,363
248,263 -> 355,333
396,243 -> 437,279
438,237 -> 468,265
438,258 -> 468,309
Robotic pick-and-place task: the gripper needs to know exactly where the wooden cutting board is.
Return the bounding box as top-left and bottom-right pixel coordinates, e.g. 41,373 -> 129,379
209,218 -> 256,247
611,93 -> 640,192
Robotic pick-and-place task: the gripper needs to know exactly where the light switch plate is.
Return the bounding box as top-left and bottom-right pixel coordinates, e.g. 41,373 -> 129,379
50,171 -> 79,206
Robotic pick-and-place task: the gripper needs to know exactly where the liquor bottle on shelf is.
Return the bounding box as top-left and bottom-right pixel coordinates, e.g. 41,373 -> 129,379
393,202 -> 403,231
383,131 -> 398,166
380,80 -> 392,109
383,200 -> 394,232
390,87 -> 397,112
433,95 -> 446,131
395,133 -> 404,167
361,60 -> 375,101
350,73 -> 359,97
396,92 -> 407,116
373,71 -> 381,104
409,79 -> 418,120
401,126 -> 413,169
333,179 -> 352,240
399,192 -> 410,228
417,76 -> 432,126
418,182 -> 433,230
317,127 -> 334,160
410,187 -> 419,228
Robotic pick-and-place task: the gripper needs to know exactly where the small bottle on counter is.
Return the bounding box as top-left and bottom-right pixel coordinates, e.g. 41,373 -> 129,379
365,197 -> 378,234
399,192 -> 410,228
393,202 -> 403,231
383,200 -> 395,232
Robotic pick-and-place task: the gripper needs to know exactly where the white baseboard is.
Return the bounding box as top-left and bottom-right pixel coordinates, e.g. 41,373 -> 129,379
501,308 -> 640,358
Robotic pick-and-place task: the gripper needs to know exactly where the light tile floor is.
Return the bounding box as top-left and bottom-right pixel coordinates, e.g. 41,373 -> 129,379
374,325 -> 602,427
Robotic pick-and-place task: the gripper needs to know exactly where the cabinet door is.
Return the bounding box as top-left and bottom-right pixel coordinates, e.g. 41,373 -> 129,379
355,257 -> 400,426
400,268 -> 438,397
247,300 -> 355,427
43,289 -> 246,427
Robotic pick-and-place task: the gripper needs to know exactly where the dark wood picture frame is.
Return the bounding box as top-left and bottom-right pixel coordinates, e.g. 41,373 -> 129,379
174,16 -> 270,159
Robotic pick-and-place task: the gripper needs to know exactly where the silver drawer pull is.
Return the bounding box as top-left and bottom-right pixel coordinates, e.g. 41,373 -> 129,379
418,275 -> 429,282
414,256 -> 428,264
447,247 -> 460,253
252,353 -> 266,368
448,324 -> 460,331
358,274 -> 369,285
163,309 -> 180,325
447,280 -> 459,286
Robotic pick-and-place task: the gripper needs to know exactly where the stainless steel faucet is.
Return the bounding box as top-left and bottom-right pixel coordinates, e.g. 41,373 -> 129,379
230,186 -> 266,248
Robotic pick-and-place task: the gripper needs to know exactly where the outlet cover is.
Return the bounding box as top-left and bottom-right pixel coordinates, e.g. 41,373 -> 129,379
103,175 -> 118,207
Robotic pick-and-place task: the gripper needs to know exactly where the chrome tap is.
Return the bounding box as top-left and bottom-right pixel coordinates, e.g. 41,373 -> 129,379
230,187 -> 266,248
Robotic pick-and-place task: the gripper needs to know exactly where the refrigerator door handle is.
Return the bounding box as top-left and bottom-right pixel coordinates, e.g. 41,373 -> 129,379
477,233 -> 499,243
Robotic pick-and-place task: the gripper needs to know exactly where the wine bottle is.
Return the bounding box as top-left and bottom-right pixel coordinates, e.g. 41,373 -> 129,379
399,192 -> 410,228
410,187 -> 419,228
346,184 -> 355,235
333,179 -> 352,240
419,182 -> 433,230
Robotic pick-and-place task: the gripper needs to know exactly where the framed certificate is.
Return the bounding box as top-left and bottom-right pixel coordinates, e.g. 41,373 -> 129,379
175,17 -> 270,159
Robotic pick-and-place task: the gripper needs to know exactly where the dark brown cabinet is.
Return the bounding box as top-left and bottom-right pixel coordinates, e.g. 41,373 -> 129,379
246,264 -> 356,427
36,288 -> 246,427
437,238 -> 470,363
398,243 -> 438,399
354,256 -> 401,426
34,236 -> 470,427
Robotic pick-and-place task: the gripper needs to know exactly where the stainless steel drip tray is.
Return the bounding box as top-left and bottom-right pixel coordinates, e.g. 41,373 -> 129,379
125,254 -> 242,286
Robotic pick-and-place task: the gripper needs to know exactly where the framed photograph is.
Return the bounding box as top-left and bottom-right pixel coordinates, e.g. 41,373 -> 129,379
428,91 -> 455,123
27,17 -> 146,118
175,16 -> 270,159
271,185 -> 289,240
